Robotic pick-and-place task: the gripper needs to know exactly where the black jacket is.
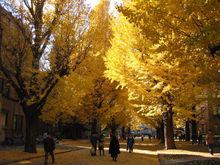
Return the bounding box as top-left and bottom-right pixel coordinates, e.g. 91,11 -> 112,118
43,137 -> 55,152
109,137 -> 120,155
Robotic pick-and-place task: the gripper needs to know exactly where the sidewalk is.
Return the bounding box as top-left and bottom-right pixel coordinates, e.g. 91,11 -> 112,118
1,139 -> 220,165
10,147 -> 160,165
157,149 -> 220,165
61,139 -> 220,164
0,143 -> 78,165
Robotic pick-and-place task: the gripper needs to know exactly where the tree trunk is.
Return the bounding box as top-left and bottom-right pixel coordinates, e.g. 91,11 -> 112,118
159,121 -> 165,143
111,117 -> 116,136
156,127 -> 160,139
185,119 -> 190,141
121,126 -> 126,140
127,127 -> 131,135
191,106 -> 197,144
156,123 -> 164,141
191,118 -> 197,142
91,118 -> 98,134
24,111 -> 39,153
191,120 -> 197,136
163,109 -> 176,149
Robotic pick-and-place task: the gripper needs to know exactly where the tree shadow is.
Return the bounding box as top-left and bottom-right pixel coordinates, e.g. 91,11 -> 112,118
158,154 -> 220,165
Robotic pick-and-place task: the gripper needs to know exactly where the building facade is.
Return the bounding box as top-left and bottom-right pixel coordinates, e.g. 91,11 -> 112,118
0,78 -> 25,142
0,5 -> 25,143
197,83 -> 220,135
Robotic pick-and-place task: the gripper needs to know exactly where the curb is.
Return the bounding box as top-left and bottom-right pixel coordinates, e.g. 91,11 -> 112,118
2,148 -> 81,165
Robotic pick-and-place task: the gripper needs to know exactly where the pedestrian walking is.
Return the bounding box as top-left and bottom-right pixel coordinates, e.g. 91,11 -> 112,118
98,134 -> 105,156
127,134 -> 134,153
141,134 -> 144,142
109,135 -> 120,161
206,130 -> 215,155
191,133 -> 197,145
43,133 -> 55,165
197,129 -> 203,146
149,134 -> 152,140
90,132 -> 98,156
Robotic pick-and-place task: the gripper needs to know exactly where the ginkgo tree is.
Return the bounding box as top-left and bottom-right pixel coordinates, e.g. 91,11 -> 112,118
104,8 -> 216,149
119,0 -> 220,146
0,0 -> 91,152
104,15 -> 177,148
41,39 -> 136,136
41,0 -> 143,137
117,0 -> 220,84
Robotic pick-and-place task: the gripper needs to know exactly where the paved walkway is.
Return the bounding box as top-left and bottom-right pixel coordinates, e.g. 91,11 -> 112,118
157,150 -> 220,165
0,143 -> 76,165
1,139 -> 220,164
60,140 -> 220,164
9,148 -> 159,165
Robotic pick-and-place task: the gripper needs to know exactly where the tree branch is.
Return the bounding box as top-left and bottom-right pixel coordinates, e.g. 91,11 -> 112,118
36,78 -> 59,111
23,0 -> 35,18
0,64 -> 24,100
209,44 -> 220,57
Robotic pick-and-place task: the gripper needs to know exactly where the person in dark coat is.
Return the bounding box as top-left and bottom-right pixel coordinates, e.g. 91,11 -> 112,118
90,132 -> 98,156
191,133 -> 197,145
127,134 -> 134,153
98,134 -> 105,156
206,130 -> 215,155
43,133 -> 55,165
109,135 -> 120,161
198,129 -> 203,146
141,134 -> 144,142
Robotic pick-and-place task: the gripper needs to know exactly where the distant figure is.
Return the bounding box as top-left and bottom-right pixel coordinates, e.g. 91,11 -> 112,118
109,135 -> 120,161
141,134 -> 144,142
206,130 -> 215,155
191,134 -> 197,145
178,133 -> 182,141
127,134 -> 135,153
148,134 -> 152,140
198,129 -> 203,146
98,134 -> 105,156
43,133 -> 55,165
181,134 -> 185,141
90,132 -> 98,156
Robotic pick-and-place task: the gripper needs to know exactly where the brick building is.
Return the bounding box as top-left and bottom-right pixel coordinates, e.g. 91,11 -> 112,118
0,78 -> 25,142
0,5 -> 25,143
197,82 -> 220,135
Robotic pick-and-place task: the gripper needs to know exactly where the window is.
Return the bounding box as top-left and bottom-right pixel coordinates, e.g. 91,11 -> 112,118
214,125 -> 220,134
3,82 -> 10,98
217,92 -> 220,98
218,108 -> 220,116
13,115 -> 23,133
213,107 -> 217,115
0,79 -> 11,97
201,124 -> 206,134
213,106 -> 220,116
4,111 -> 8,126
0,78 -> 3,92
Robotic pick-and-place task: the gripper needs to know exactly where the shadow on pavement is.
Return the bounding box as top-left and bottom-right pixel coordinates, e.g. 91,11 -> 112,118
158,154 -> 220,165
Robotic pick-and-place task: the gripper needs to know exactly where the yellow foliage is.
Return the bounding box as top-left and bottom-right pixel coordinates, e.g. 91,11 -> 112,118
104,0 -> 220,128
